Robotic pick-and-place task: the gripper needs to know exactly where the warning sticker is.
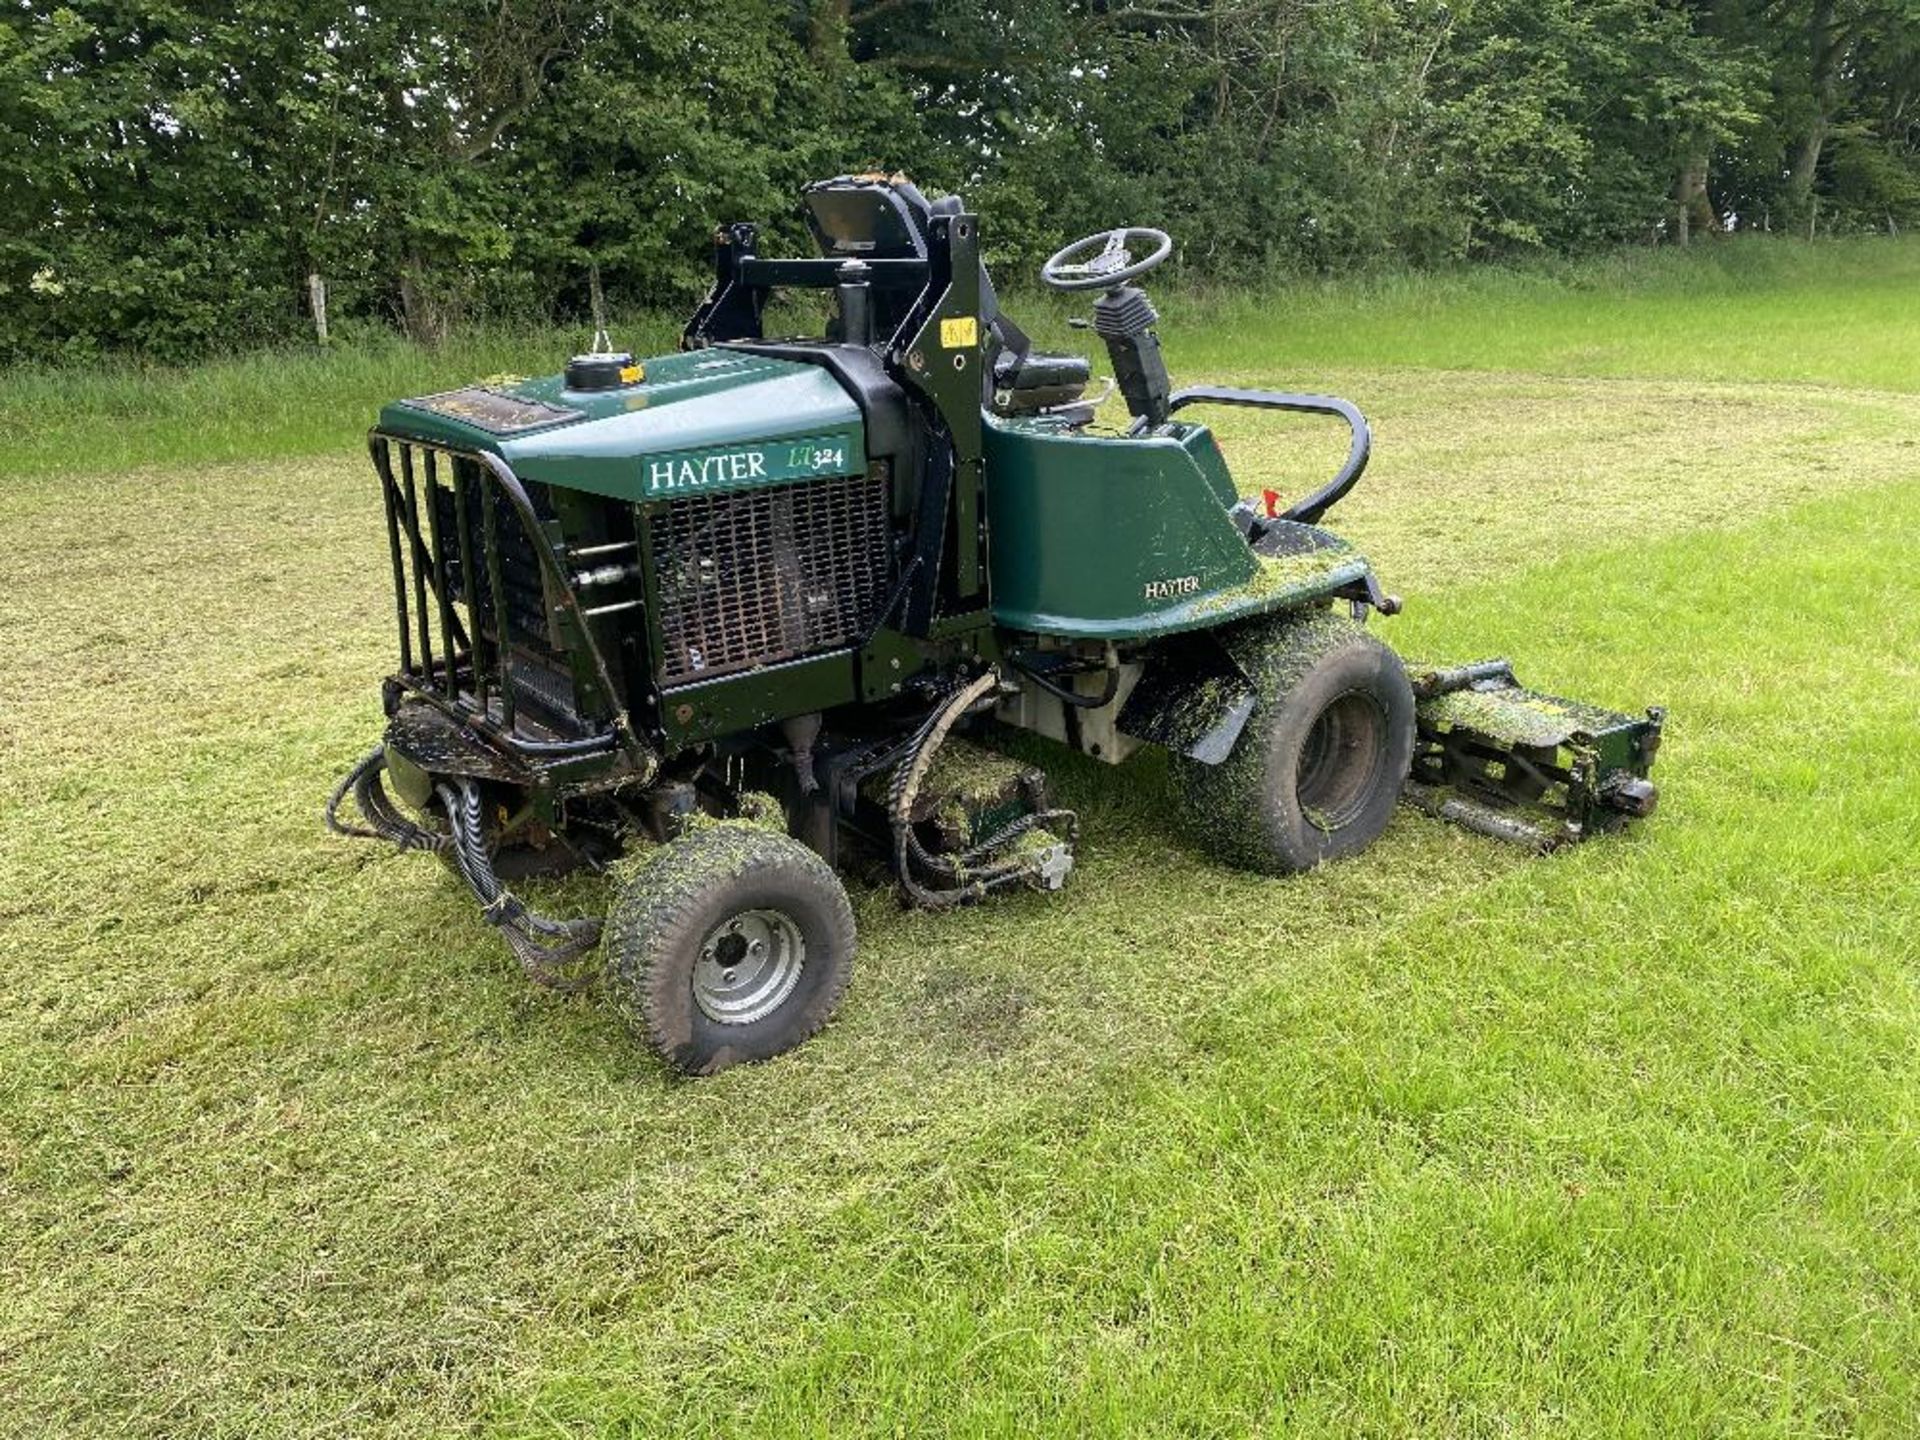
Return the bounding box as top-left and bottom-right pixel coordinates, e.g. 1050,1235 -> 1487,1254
939,316 -> 979,349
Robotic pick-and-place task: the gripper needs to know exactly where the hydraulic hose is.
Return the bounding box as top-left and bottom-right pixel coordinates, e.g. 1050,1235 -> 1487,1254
326,746 -> 446,852
438,779 -> 603,992
1007,653 -> 1122,710
328,750 -> 600,989
886,670 -> 1079,910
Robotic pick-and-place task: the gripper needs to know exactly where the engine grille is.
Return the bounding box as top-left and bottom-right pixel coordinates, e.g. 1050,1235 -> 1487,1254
650,469 -> 893,685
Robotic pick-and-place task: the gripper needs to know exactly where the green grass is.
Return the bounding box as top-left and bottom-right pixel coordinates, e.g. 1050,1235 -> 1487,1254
2,237 -> 1918,1437
0,316 -> 680,481
3,234 -> 1914,482
1165,232 -> 1920,393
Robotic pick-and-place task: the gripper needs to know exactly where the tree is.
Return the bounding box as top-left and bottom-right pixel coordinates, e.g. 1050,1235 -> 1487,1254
3,0 -> 1915,363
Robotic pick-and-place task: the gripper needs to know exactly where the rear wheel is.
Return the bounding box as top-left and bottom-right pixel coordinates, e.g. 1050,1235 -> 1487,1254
1174,610 -> 1414,874
603,824 -> 856,1074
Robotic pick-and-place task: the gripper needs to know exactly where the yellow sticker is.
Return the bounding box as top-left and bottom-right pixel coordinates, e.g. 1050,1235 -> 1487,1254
619,363 -> 644,385
939,316 -> 978,349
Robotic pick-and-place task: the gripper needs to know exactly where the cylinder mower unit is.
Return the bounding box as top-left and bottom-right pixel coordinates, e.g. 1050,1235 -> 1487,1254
326,174 -> 1666,1075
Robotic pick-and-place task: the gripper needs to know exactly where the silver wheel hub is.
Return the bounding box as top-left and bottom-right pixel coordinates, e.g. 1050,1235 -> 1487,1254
692,908 -> 805,1025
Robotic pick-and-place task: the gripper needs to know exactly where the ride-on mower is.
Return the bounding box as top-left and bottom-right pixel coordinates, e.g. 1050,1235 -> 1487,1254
329,175 -> 1663,1073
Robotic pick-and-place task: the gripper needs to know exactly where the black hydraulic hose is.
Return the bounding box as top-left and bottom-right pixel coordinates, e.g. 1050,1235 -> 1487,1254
438,779 -> 602,990
512,732 -> 622,758
324,746 -> 390,841
326,746 -> 445,852
855,554 -> 921,651
330,754 -> 598,988
906,807 -> 1080,887
1008,654 -> 1121,710
885,670 -> 1079,909
888,672 -> 1001,909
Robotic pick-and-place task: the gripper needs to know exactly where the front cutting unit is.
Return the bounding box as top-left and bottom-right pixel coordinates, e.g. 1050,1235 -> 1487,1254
328,175 -> 1664,1074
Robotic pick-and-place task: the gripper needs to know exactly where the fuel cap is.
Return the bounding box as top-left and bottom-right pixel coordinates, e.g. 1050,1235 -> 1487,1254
565,352 -> 643,391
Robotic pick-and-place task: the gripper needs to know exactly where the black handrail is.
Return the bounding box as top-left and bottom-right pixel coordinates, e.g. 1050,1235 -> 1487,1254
369,431 -> 657,779
1167,385 -> 1372,524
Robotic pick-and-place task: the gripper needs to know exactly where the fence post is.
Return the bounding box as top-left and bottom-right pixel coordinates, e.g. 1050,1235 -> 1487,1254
308,272 -> 329,345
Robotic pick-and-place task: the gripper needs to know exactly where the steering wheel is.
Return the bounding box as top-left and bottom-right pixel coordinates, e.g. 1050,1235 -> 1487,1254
1040,226 -> 1174,292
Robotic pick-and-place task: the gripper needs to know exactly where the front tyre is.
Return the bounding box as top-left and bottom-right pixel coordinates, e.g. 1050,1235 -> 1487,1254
1175,610 -> 1414,874
603,824 -> 856,1074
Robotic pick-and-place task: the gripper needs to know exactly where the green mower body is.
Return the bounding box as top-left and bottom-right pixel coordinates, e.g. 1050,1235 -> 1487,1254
331,176 -> 1663,1073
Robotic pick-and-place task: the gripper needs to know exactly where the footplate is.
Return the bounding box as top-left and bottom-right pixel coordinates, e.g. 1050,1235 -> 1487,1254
1406,660 -> 1663,850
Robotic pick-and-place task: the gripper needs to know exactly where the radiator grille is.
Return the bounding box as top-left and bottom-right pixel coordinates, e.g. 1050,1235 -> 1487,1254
650,470 -> 893,685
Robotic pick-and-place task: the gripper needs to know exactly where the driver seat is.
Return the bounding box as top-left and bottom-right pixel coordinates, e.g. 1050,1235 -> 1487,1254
802,178 -> 1092,415
921,197 -> 1094,414
990,347 -> 1092,413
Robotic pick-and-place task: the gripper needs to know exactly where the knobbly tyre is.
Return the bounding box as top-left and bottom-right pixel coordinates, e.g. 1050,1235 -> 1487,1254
328,176 -> 1665,1074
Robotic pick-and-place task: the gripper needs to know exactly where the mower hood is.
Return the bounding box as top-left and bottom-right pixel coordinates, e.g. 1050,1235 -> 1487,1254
377,349 -> 867,502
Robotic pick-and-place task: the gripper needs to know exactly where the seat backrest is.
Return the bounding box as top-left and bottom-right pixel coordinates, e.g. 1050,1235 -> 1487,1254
801,176 -> 932,260
800,176 -> 1052,393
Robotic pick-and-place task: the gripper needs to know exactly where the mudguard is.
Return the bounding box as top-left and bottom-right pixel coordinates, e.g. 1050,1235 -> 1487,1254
1117,629 -> 1257,764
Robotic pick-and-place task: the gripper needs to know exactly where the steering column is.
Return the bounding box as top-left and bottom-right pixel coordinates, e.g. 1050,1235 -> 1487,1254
1041,226 -> 1175,429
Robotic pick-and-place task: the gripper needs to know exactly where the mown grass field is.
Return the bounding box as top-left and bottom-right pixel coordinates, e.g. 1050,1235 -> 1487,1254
2,237 -> 1917,1437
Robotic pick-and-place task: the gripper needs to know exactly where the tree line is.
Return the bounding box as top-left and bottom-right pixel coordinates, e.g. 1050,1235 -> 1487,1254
3,0 -> 1916,363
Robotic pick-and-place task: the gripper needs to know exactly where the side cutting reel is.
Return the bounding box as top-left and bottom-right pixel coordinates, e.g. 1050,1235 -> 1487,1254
1406,660 -> 1664,850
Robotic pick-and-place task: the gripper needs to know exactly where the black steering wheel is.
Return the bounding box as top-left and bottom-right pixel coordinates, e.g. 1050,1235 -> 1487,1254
1040,226 -> 1174,292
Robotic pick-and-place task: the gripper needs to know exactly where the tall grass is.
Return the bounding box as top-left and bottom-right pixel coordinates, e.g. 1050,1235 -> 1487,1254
3,235 -> 1913,481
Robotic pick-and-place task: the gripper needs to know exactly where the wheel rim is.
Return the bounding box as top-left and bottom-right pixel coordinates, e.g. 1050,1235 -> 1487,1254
1295,690 -> 1386,831
692,908 -> 806,1025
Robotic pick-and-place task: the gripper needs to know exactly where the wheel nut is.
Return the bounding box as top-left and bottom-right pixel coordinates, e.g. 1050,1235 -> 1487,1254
723,969 -> 737,984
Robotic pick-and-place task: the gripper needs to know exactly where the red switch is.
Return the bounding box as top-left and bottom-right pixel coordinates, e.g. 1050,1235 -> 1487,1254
1262,489 -> 1280,519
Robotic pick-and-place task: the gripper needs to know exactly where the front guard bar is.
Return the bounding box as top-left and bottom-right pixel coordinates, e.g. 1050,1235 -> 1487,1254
1168,386 -> 1371,524
367,435 -> 657,781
